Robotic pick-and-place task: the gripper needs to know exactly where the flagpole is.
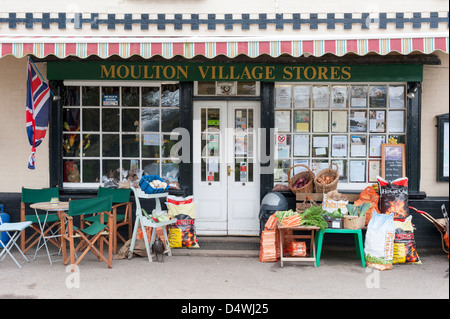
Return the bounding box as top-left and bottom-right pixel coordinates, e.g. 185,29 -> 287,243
28,56 -> 57,99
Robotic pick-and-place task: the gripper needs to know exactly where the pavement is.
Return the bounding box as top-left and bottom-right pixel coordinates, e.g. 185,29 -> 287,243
0,236 -> 448,302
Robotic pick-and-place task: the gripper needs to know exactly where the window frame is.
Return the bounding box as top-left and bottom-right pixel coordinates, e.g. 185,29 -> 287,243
273,81 -> 408,190
61,80 -> 181,189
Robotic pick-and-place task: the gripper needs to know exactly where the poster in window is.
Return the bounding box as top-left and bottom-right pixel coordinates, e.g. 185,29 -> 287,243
387,110 -> 405,133
312,86 -> 330,108
389,85 -> 405,108
369,85 -> 387,108
369,135 -> 386,157
293,86 -> 311,108
350,110 -> 367,132
350,85 -> 368,108
331,111 -> 348,133
368,160 -> 381,183
369,110 -> 386,133
312,135 -> 329,157
312,111 -> 329,132
276,134 -> 290,159
293,159 -> 309,175
294,110 -> 310,132
293,134 -> 309,157
331,86 -> 348,108
332,159 -> 347,181
275,110 -> 291,132
276,86 -> 292,109
311,160 -> 330,176
349,160 -> 366,182
350,135 -> 366,157
331,135 -> 347,157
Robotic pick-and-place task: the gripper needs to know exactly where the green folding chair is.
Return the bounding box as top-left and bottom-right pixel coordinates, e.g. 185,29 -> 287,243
61,196 -> 113,272
81,187 -> 132,253
20,187 -> 60,253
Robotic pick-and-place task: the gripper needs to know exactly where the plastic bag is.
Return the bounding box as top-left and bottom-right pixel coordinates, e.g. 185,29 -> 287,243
284,241 -> 307,257
364,211 -> 395,271
378,176 -> 409,220
167,195 -> 193,205
393,216 -> 421,264
167,202 -> 199,248
322,191 -> 348,215
259,229 -> 280,262
354,186 -> 380,225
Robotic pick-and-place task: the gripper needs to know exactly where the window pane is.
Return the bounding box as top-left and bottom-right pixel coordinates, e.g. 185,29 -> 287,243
82,160 -> 100,182
102,134 -> 120,157
82,134 -> 99,157
102,108 -> 119,132
237,82 -> 256,95
198,82 -> 216,95
64,160 -> 80,183
122,87 -> 139,106
162,161 -> 179,182
162,134 -> 181,158
122,109 -> 140,132
82,108 -> 99,131
102,87 -> 119,106
63,133 -> 80,157
161,84 -> 179,107
122,134 -> 139,158
142,134 -> 160,158
102,159 -> 120,183
142,87 -> 160,106
142,109 -> 160,132
82,86 -> 99,106
161,108 -> 179,132
63,108 -> 80,132
63,86 -> 80,106
142,160 -> 159,176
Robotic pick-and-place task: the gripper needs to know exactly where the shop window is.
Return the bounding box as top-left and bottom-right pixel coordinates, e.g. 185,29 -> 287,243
62,83 -> 180,188
274,83 -> 407,190
194,81 -> 259,96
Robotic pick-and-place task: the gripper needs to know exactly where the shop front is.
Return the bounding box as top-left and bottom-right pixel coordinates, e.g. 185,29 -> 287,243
41,58 -> 428,236
0,5 -> 448,245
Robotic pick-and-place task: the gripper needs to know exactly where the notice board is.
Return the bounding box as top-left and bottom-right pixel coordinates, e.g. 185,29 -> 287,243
381,143 -> 406,181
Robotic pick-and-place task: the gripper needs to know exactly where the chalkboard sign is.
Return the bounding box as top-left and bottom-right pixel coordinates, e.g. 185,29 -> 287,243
381,143 -> 406,181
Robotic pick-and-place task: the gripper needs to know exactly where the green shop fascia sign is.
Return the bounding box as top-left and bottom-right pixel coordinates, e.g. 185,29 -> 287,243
47,61 -> 423,82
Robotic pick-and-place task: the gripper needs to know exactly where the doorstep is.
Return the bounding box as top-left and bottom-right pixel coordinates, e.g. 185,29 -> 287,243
170,236 -> 261,258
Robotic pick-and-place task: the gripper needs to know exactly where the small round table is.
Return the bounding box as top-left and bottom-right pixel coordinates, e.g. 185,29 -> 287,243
29,201 -> 68,265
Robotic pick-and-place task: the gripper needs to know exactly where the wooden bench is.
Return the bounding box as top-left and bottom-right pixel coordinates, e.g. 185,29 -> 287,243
295,192 -> 360,211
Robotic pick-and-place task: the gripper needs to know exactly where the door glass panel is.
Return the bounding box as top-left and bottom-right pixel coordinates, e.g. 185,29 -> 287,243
234,158 -> 253,182
200,107 -> 220,182
207,109 -> 220,131
235,133 -> 247,157
235,109 -> 247,131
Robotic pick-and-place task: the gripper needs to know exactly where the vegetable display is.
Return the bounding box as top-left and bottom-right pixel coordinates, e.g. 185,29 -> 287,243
292,177 -> 310,189
316,175 -> 335,185
346,203 -> 372,217
299,206 -> 328,232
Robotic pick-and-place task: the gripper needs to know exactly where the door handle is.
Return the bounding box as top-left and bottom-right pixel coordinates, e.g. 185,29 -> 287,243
227,165 -> 234,176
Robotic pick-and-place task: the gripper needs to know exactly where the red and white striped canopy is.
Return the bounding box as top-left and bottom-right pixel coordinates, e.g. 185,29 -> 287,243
0,35 -> 448,59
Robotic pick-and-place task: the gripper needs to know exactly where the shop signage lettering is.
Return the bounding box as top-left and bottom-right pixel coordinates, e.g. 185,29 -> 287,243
47,61 -> 423,82
99,64 -> 352,81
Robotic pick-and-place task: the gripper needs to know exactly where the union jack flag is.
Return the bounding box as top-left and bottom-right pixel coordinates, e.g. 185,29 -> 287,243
26,57 -> 50,170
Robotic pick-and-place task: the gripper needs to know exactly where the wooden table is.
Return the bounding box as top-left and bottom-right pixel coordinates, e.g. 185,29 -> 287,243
29,201 -> 68,265
278,225 -> 320,267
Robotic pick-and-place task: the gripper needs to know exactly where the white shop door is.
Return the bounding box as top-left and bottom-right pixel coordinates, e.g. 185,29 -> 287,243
193,101 -> 260,236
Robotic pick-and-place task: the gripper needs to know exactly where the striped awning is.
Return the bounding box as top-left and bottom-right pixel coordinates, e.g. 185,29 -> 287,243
0,35 -> 448,59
